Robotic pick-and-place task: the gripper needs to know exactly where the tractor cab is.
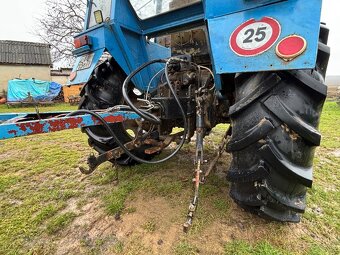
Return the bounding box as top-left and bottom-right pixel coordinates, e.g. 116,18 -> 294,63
129,0 -> 200,20
128,0 -> 209,64
70,0 -> 322,89
86,0 -> 113,28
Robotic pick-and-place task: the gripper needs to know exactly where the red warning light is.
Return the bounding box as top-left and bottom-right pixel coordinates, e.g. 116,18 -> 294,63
276,35 -> 307,61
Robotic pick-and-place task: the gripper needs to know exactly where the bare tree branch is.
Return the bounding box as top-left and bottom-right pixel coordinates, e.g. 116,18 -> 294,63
35,0 -> 87,67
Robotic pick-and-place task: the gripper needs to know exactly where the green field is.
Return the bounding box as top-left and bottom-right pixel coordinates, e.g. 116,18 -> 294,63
0,102 -> 339,254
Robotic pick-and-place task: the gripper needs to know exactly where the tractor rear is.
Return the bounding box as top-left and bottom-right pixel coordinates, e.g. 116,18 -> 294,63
0,0 -> 330,231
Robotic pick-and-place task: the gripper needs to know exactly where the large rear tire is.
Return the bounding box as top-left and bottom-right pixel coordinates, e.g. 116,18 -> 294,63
79,58 -> 154,166
227,26 -> 330,222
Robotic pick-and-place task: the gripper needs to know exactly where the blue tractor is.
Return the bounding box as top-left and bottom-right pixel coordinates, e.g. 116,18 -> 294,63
0,0 -> 330,230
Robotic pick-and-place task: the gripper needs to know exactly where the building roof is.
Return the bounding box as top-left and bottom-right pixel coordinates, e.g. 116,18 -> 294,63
0,40 -> 52,66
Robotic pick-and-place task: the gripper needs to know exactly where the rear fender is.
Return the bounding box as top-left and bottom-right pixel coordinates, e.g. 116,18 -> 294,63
68,48 -> 105,85
69,23 -> 170,88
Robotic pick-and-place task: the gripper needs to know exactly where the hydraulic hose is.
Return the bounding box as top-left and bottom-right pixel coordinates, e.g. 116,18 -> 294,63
122,59 -> 166,124
70,58 -> 189,164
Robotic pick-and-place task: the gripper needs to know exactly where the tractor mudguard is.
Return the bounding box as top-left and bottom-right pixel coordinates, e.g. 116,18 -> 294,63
69,39 -> 169,89
207,0 -> 322,73
68,23 -> 170,88
69,48 -> 105,85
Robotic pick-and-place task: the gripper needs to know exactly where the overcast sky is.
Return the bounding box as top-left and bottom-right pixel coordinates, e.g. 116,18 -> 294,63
0,0 -> 338,75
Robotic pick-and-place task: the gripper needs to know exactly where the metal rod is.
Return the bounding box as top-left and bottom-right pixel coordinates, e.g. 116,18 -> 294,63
0,111 -> 140,140
0,113 -> 28,122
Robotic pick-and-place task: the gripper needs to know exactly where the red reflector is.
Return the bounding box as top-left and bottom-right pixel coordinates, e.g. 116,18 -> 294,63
276,35 -> 307,61
69,71 -> 77,81
74,35 -> 90,49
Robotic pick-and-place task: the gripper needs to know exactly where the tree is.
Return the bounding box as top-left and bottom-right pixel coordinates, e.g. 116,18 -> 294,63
35,0 -> 87,66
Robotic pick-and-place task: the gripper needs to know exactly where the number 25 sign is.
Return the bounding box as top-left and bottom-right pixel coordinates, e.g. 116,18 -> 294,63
229,17 -> 281,57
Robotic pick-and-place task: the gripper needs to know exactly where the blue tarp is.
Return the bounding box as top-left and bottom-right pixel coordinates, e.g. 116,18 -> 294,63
7,79 -> 62,102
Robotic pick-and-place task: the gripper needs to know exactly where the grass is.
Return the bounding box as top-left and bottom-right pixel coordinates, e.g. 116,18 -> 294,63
46,212 -> 77,234
104,179 -> 138,215
0,102 -> 339,254
0,175 -> 21,192
318,102 -> 340,148
0,103 -> 77,113
33,203 -> 66,225
174,241 -> 199,255
224,240 -> 286,255
142,220 -> 157,232
112,240 -> 124,253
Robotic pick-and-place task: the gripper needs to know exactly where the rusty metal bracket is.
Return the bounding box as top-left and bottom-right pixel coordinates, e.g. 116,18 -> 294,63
143,131 -> 184,155
79,141 -> 137,174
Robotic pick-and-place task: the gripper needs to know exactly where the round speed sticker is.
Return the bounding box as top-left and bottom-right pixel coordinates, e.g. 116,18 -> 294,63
230,17 -> 281,57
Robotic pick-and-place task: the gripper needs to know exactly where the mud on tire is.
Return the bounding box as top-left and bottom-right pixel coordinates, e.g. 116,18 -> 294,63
227,25 -> 330,222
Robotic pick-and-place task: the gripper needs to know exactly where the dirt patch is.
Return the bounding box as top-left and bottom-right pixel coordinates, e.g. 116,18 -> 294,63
112,195 -> 184,254
327,86 -> 339,99
316,147 -> 340,158
331,149 -> 340,157
51,194 -> 185,255
53,192 -> 311,255
54,198 -> 116,255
